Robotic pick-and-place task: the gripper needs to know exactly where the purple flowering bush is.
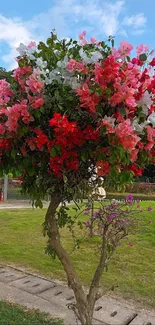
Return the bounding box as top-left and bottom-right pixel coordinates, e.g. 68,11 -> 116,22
78,195 -> 153,268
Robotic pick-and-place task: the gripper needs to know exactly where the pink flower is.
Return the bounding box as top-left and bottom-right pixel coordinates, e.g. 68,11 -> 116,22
116,119 -> 140,152
76,62 -> 88,74
146,126 -> 155,150
20,145 -> 27,157
126,194 -> 134,201
118,41 -> 133,58
26,75 -> 44,93
27,41 -> 37,49
129,242 -> 134,248
26,139 -> 36,151
0,80 -> 13,105
136,44 -> 149,57
0,124 -> 5,135
5,100 -> 33,132
78,31 -> 86,40
145,142 -> 154,150
67,59 -> 88,74
78,31 -> 87,45
148,206 -> 153,211
130,149 -> 139,162
66,59 -> 77,72
90,37 -> 96,44
102,119 -> 115,134
30,97 -> 44,109
80,39 -> 87,45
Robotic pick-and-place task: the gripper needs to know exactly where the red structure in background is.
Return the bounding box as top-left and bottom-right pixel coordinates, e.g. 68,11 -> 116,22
0,189 -> 4,202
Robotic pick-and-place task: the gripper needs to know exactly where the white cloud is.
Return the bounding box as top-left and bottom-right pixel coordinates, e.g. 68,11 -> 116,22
0,0 -> 147,70
122,13 -> 146,29
0,15 -> 40,70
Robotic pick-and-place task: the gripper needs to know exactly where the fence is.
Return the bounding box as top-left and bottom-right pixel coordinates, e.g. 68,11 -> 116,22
0,176 -> 29,201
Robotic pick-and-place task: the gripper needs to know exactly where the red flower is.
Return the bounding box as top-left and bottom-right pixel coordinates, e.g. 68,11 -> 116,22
96,161 -> 111,176
150,58 -> 155,67
127,164 -> 143,176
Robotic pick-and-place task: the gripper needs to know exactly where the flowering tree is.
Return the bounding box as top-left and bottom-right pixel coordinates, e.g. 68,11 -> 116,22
0,31 -> 155,324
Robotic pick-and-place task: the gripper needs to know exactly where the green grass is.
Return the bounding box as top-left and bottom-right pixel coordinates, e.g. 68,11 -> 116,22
0,203 -> 155,309
0,301 -> 63,325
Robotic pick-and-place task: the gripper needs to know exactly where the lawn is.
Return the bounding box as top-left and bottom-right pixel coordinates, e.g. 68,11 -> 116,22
0,301 -> 63,325
0,202 -> 155,309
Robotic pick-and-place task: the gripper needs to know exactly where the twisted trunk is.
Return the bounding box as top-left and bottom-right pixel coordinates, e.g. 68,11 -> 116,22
44,195 -> 94,325
87,227 -> 107,311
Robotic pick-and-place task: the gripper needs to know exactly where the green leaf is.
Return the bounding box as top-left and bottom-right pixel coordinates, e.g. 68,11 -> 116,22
54,144 -> 61,153
50,144 -> 61,157
50,147 -> 57,157
100,126 -> 106,136
28,168 -> 35,176
19,126 -> 28,136
118,107 -> 126,116
54,90 -> 60,98
139,53 -> 147,62
63,175 -> 68,183
105,88 -> 112,96
55,43 -> 62,50
46,38 -> 53,46
111,39 -> 114,48
81,154 -> 86,162
35,199 -> 43,209
11,150 -> 16,159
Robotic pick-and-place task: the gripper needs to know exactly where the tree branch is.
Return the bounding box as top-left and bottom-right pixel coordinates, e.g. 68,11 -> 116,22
87,226 -> 108,309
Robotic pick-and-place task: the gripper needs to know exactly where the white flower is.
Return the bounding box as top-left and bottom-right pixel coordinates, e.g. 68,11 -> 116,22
147,112 -> 155,127
26,43 -> 37,60
103,115 -> 116,127
36,58 -> 47,69
37,68 -> 48,79
16,43 -> 27,56
69,77 -> 81,89
79,48 -> 103,64
138,90 -> 153,115
45,70 -> 62,84
27,53 -> 36,60
45,77 -> 52,85
132,118 -> 147,133
57,55 -> 68,68
79,48 -> 89,63
27,46 -> 37,55
89,51 -> 103,64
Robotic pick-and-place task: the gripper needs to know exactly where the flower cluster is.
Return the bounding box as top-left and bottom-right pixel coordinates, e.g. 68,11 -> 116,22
48,113 -> 99,177
0,32 -> 155,197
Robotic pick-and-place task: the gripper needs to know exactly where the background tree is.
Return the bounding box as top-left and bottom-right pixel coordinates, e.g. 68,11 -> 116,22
142,164 -> 155,181
0,67 -> 12,82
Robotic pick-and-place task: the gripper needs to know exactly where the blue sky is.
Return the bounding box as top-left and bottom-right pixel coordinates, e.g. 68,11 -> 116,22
0,0 -> 154,70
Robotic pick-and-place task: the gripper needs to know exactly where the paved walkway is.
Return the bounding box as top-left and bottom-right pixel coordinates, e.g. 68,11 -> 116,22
0,266 -> 155,325
0,200 -> 49,209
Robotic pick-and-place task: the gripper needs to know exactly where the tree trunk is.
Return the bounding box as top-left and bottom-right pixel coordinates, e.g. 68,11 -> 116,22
87,227 -> 107,311
44,195 -> 94,325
